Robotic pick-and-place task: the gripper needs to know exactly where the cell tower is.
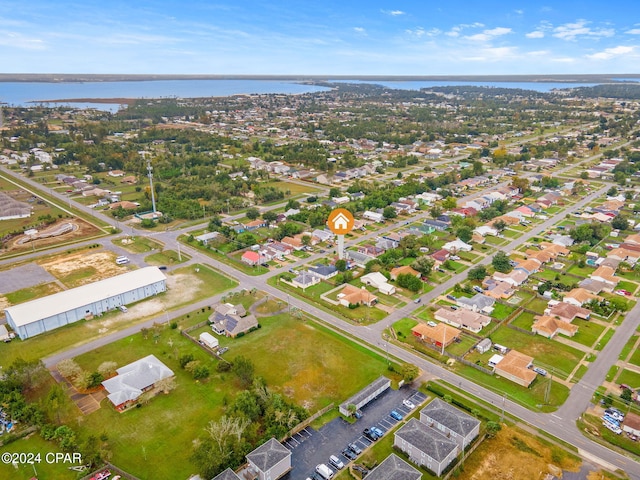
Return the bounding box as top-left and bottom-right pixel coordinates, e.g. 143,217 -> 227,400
146,159 -> 157,213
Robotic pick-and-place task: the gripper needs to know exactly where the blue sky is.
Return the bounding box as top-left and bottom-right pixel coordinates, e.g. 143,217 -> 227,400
1,0 -> 639,75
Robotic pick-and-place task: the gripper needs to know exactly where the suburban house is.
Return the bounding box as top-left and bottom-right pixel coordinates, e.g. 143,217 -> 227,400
361,272 -> 396,295
434,308 -> 491,334
532,315 -> 579,339
412,323 -> 461,348
545,302 -> 591,322
456,293 -> 495,315
337,285 -> 377,307
308,264 -> 338,280
482,278 -> 515,299
492,269 -> 529,287
424,219 -> 450,231
590,265 -> 620,291
195,231 -> 221,245
101,355 -> 174,411
241,251 -> 261,266
515,258 -> 542,276
420,398 -> 481,449
431,249 -> 451,264
394,418 -> 458,476
358,244 -> 385,257
246,438 -> 291,480
281,236 -> 303,251
390,265 -> 420,280
346,250 -> 376,268
493,350 -> 537,387
292,271 -> 321,289
363,210 -> 384,223
364,454 -> 422,480
209,303 -> 258,337
564,288 -> 601,307
212,469 -> 241,480
442,239 -> 472,253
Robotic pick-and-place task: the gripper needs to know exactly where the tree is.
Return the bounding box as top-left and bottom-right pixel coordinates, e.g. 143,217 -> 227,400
57,359 -> 82,379
232,356 -> 255,388
611,214 -> 629,231
511,176 -> 529,193
155,377 -> 176,394
442,196 -> 457,209
412,256 -> 434,277
329,187 -> 341,198
493,219 -> 507,232
383,206 -> 397,219
97,361 -> 117,377
401,363 -> 420,382
430,206 -> 442,219
456,226 -> 473,243
246,207 -> 260,220
607,186 -> 618,197
335,259 -> 347,272
262,211 -> 278,224
486,421 -> 502,438
492,251 -> 512,273
467,265 -> 488,281
301,234 -> 312,247
621,388 -> 633,402
397,273 -> 422,292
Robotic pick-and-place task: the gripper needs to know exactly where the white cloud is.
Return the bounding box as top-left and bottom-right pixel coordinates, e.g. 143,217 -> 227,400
382,9 -> 405,16
445,22 -> 484,37
514,9 -> 524,15
626,29 -> 640,35
586,45 -> 635,60
528,50 -> 550,56
462,46 -> 518,62
353,27 -> 366,35
552,20 -> 614,41
405,27 -> 440,38
526,30 -> 544,39
0,30 -> 46,50
465,27 -> 512,42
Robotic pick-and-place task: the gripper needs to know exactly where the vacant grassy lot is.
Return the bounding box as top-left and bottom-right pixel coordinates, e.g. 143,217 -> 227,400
490,327 -> 585,380
113,235 -> 162,253
0,432 -> 73,480
617,368 -> 640,388
68,311 -> 394,479
571,319 -> 606,348
145,249 -> 190,265
3,282 -> 63,304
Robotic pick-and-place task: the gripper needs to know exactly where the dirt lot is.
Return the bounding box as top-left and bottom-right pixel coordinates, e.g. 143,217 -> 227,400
38,250 -> 123,285
3,218 -> 103,255
84,272 -> 204,334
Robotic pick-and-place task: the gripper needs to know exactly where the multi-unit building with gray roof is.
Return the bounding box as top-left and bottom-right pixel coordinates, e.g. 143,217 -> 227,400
365,454 -> 422,480
420,398 -> 481,449
246,438 -> 291,480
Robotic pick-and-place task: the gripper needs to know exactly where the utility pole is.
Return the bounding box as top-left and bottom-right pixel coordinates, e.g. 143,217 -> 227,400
147,158 -> 156,214
501,394 -> 506,422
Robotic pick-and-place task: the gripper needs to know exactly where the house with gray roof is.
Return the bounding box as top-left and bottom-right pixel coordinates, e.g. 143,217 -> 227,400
394,417 -> 458,476
246,438 -> 291,480
365,454 -> 421,480
291,270 -> 320,289
212,468 -> 241,480
101,354 -> 174,411
346,250 -> 376,268
309,264 -> 338,280
456,293 -> 495,315
420,398 -> 481,449
209,303 -> 258,337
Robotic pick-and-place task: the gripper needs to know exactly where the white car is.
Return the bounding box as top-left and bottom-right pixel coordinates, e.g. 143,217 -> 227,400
402,399 -> 415,410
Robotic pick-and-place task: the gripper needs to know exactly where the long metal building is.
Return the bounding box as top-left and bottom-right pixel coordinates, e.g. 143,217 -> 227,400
5,266 -> 167,340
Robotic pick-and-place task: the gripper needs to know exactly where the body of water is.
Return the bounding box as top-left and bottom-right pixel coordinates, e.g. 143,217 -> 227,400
330,79 -> 599,92
0,79 -> 331,111
0,78 -> 604,112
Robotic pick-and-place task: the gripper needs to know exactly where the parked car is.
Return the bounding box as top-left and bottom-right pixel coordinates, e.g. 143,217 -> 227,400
363,428 -> 378,441
402,399 -> 415,410
605,409 -> 624,421
371,426 -> 384,438
427,321 -> 437,327
603,421 -> 622,435
603,414 -> 620,427
414,298 -> 421,303
117,305 -> 128,313
390,410 -> 403,421
533,367 -> 547,376
348,443 -> 362,455
446,294 -> 456,301
342,448 -> 356,460
329,455 -> 344,470
315,463 -> 334,479
473,286 -> 484,293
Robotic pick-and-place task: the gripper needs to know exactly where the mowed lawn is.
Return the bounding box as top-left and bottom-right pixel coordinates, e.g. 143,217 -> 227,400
225,314 -> 392,409
68,312 -> 392,479
490,327 -> 585,380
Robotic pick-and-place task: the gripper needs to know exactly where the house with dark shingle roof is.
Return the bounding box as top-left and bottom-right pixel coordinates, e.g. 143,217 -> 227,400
246,438 -> 291,480
420,398 -> 481,449
394,417 -> 458,475
212,468 -> 241,480
365,454 -> 421,480
308,264 -> 338,280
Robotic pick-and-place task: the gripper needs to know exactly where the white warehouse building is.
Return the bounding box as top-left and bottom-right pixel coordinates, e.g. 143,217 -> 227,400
5,267 -> 167,340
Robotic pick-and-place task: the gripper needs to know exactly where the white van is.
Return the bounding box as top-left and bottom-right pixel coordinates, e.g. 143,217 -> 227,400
116,256 -> 130,265
316,464 -> 334,479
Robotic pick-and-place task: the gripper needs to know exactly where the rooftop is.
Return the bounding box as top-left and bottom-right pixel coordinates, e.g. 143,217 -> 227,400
395,418 -> 458,462
365,454 -> 422,480
246,438 -> 290,472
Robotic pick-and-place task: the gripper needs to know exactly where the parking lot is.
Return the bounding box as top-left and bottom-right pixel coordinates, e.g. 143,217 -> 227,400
282,387 -> 428,479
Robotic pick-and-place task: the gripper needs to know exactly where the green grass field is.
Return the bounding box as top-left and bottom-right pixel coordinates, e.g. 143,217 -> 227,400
571,319 -> 606,348
144,249 -> 190,265
113,236 -> 162,253
0,432 -> 75,480
617,368 -> 640,388
66,311 -> 395,479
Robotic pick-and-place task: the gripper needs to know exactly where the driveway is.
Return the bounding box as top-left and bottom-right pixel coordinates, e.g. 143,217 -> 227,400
282,387 -> 428,479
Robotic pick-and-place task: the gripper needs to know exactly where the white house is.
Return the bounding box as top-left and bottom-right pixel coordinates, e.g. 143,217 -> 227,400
199,331 -> 219,349
361,272 -> 396,295
363,210 -> 384,223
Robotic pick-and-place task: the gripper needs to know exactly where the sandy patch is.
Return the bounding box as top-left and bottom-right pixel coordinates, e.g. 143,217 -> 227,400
0,297 -> 9,310
39,250 -> 122,282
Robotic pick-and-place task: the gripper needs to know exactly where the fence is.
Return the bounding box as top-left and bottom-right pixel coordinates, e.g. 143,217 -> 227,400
281,403 -> 335,441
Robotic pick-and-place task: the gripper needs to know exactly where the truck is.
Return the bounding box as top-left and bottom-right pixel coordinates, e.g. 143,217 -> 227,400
316,463 -> 334,479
